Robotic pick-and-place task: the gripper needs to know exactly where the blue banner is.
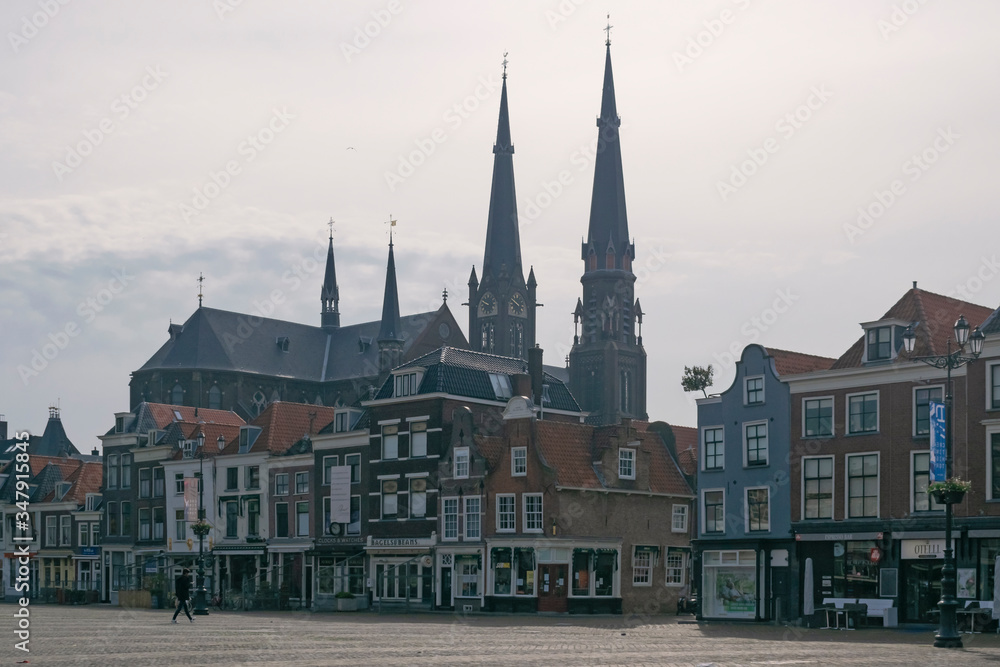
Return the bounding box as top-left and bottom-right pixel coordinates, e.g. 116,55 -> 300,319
930,401 -> 946,482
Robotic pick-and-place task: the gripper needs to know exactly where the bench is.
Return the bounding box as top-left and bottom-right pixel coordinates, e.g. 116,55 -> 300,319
858,598 -> 897,627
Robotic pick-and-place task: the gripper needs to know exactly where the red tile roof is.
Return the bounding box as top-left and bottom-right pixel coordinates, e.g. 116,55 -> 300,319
767,348 -> 836,376
832,288 -> 994,369
178,423 -> 245,459
244,402 -> 340,455
39,461 -> 103,504
146,403 -> 245,429
671,425 -> 698,478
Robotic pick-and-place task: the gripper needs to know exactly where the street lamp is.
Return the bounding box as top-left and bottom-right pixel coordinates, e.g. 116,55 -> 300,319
193,430 -> 209,615
902,315 -> 985,649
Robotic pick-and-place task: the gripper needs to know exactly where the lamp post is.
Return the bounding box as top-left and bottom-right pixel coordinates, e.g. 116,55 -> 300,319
903,315 -> 985,649
193,431 -> 209,615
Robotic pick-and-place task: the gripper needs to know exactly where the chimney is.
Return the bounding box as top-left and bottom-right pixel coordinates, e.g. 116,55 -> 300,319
512,374 -> 532,399
92,447 -> 100,456
0,415 -> 7,441
528,345 -> 544,404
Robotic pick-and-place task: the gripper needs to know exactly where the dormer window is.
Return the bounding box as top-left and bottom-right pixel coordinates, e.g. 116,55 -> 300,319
56,482 -> 71,500
867,326 -> 892,361
276,336 -> 290,352
182,440 -> 194,458
238,427 -> 253,454
394,371 -> 420,397
334,411 -> 349,433
488,373 -> 512,401
115,416 -> 125,434
147,430 -> 160,447
85,493 -> 99,512
618,448 -> 636,480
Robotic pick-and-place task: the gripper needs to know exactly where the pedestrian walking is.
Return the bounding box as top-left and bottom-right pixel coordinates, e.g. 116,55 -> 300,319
172,568 -> 194,623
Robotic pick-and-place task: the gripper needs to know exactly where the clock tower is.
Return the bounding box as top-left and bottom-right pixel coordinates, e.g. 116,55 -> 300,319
468,59 -> 536,360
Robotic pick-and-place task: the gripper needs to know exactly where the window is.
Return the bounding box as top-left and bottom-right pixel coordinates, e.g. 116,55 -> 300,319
410,478 -> 427,518
382,425 -> 398,459
704,427 -> 723,470
745,422 -> 768,466
346,454 -> 361,484
248,499 -> 260,537
246,465 -> 260,490
665,549 -> 687,586
618,448 -> 635,479
992,365 -> 1000,410
443,497 -> 459,540
175,473 -> 184,494
108,454 -> 119,489
275,473 -> 289,496
153,467 -> 164,497
153,507 -> 164,540
454,447 -> 470,479
992,434 -> 1000,500
139,468 -> 151,498
912,452 -> 944,512
866,326 -> 891,361
409,422 -> 427,458
226,501 -> 238,538
523,493 -> 543,533
348,496 -> 361,535
632,548 -> 652,586
488,373 -> 512,400
296,502 -> 309,537
92,523 -> 99,546
464,496 -> 481,539
459,557 -> 479,597
171,383 -> 184,405
381,480 -> 398,518
394,372 -> 418,397
804,397 -> 834,437
208,385 -> 222,410
847,453 -> 879,518
226,467 -> 239,491
120,454 -> 132,489
335,411 -> 349,433
497,494 -> 516,532
746,488 -> 770,531
295,471 -> 309,495
803,456 -> 834,519
139,509 -> 151,540
848,392 -> 879,434
704,490 -> 724,534
914,387 -> 944,436
322,456 -> 339,485
275,503 -> 288,538
46,516 -> 57,546
511,447 -> 527,476
672,504 -> 688,533
107,502 -> 118,536
79,522 -> 89,547
745,376 -> 764,404
175,510 -> 186,540
120,502 -> 131,536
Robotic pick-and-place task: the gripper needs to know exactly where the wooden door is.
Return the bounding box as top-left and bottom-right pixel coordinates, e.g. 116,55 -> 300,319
537,564 -> 568,612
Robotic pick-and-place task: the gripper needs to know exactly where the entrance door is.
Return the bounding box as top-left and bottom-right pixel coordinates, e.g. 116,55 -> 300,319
441,567 -> 452,609
902,561 -> 942,623
538,564 -> 568,612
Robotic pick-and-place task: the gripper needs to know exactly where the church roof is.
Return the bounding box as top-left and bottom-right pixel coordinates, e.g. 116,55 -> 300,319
137,306 -> 441,382
482,69 -> 522,278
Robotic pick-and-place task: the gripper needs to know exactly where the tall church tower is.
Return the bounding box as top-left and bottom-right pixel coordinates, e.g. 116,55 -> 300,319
377,233 -> 405,374
321,224 -> 340,330
467,59 -> 536,360
568,38 -> 648,425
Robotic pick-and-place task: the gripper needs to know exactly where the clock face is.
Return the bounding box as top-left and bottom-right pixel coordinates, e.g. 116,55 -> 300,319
328,522 -> 342,536
478,293 -> 498,317
508,293 -> 526,317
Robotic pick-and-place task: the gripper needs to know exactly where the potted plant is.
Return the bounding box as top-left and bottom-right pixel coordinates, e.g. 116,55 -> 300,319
191,520 -> 212,537
928,478 -> 972,504
335,590 -> 357,612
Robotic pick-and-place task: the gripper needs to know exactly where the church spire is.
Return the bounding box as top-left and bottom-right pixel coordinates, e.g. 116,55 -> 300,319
482,54 -> 521,279
321,219 -> 340,329
584,40 -> 631,268
378,232 -> 403,344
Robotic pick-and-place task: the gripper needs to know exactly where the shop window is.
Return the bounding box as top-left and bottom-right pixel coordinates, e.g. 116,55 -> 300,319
701,550 -> 757,618
572,550 -> 591,596
594,551 -> 615,596
515,548 -> 536,596
493,548 -> 512,595
458,556 -> 479,597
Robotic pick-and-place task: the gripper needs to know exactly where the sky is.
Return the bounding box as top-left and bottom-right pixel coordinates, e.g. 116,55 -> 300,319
2,0 -> 999,451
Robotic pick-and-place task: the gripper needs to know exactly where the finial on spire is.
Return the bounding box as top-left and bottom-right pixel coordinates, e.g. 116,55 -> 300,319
502,51 -> 508,80
385,214 -> 397,246
605,14 -> 613,46
442,286 -> 448,304
328,217 -> 335,241
197,272 -> 205,308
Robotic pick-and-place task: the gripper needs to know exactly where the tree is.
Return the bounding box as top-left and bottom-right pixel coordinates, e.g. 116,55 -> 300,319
681,365 -> 714,398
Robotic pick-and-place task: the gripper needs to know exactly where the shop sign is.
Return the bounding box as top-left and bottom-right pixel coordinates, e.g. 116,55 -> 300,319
81,547 -> 100,557
371,538 -> 419,547
870,548 -> 881,563
795,532 -> 883,542
316,537 -> 365,546
901,539 -> 954,560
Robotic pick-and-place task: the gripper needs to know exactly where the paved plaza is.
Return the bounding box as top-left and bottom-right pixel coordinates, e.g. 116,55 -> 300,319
5,605 -> 1000,666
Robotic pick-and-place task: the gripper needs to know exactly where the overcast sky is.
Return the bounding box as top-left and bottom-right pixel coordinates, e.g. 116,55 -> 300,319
3,0 -> 999,449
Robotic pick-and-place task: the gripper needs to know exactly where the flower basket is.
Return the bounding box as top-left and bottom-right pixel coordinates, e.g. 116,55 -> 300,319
335,592 -> 357,612
928,478 -> 971,505
191,520 -> 212,537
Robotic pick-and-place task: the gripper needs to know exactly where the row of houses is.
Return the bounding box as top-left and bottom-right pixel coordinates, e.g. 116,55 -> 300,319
694,283 -> 1000,624
0,346 -> 696,615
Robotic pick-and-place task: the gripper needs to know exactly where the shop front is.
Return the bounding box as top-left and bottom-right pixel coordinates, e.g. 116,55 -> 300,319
701,550 -> 758,619
314,536 -> 367,611
436,545 -> 483,612
367,536 -> 436,609
213,545 -> 266,599
796,531 -> 884,618
899,537 -> 954,623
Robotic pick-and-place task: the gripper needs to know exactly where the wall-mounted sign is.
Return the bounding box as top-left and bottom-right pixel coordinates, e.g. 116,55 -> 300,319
901,539 -> 955,560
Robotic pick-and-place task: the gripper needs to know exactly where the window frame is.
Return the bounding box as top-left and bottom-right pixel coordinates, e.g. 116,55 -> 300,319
618,448 -> 636,480
442,497 -> 459,541
743,420 -> 768,467
382,425 -> 399,460
346,453 -> 361,484
703,426 -> 724,471
153,467 -> 165,498
744,375 -> 765,405
665,549 -> 687,587
671,504 -> 688,533
225,467 -> 239,492
523,493 -> 543,533
139,468 -> 152,498
802,396 -> 834,438
454,447 -> 470,479
745,486 -> 770,532
295,471 -> 309,495
845,451 -> 880,519
464,495 -> 481,540
174,472 -> 184,495
296,501 -> 309,537
225,500 -> 239,538
913,385 -> 945,437
108,454 -> 119,489
322,455 -> 339,486
846,391 -> 880,435
511,447 -> 527,477
381,479 -> 399,519
246,465 -> 260,490
989,430 -> 1000,500
138,508 -> 151,541
865,325 -> 892,362
274,473 -> 289,496
802,455 -> 834,520
632,548 -> 653,587
409,421 -> 428,458
911,450 -> 944,513
702,489 -> 725,535
45,516 -> 57,546
496,494 -> 516,533
120,454 -> 132,489
990,363 -> 1000,411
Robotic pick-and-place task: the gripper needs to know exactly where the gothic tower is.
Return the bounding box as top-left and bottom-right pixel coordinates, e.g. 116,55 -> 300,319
321,227 -> 340,330
568,39 -> 648,424
377,233 -> 405,374
467,61 -> 536,361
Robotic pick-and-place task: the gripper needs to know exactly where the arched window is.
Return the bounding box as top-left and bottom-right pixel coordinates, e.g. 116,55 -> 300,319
481,322 -> 495,354
509,322 -> 524,358
208,385 -> 222,410
171,383 -> 184,406
251,391 -> 267,417
620,370 -> 631,414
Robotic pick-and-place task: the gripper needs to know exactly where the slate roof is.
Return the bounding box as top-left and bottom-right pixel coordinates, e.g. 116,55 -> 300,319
40,461 -> 102,505
831,287 -> 993,369
482,72 -> 522,277
767,348 -> 836,376
981,303 -> 1000,335
374,346 -> 581,412
137,305 -> 453,382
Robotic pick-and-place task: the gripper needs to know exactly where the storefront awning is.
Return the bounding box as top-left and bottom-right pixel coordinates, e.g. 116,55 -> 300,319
573,547 -> 595,557
491,546 -> 512,562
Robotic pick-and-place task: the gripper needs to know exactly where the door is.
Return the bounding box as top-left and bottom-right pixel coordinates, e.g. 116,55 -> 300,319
441,567 -> 452,609
538,564 -> 568,612
902,561 -> 942,623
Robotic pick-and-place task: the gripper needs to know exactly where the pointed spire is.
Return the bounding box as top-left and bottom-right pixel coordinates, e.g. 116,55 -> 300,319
321,219 -> 340,329
527,266 -> 537,289
482,54 -> 522,279
586,39 -> 630,267
378,235 -> 403,343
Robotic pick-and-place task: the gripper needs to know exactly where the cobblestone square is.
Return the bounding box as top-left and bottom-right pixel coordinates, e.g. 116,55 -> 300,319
6,605 -> 1000,666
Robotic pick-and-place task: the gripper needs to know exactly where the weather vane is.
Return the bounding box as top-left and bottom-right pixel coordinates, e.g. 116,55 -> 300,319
605,15 -> 613,45
385,214 -> 397,245
502,51 -> 508,79
328,217 -> 335,241
197,272 -> 205,308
